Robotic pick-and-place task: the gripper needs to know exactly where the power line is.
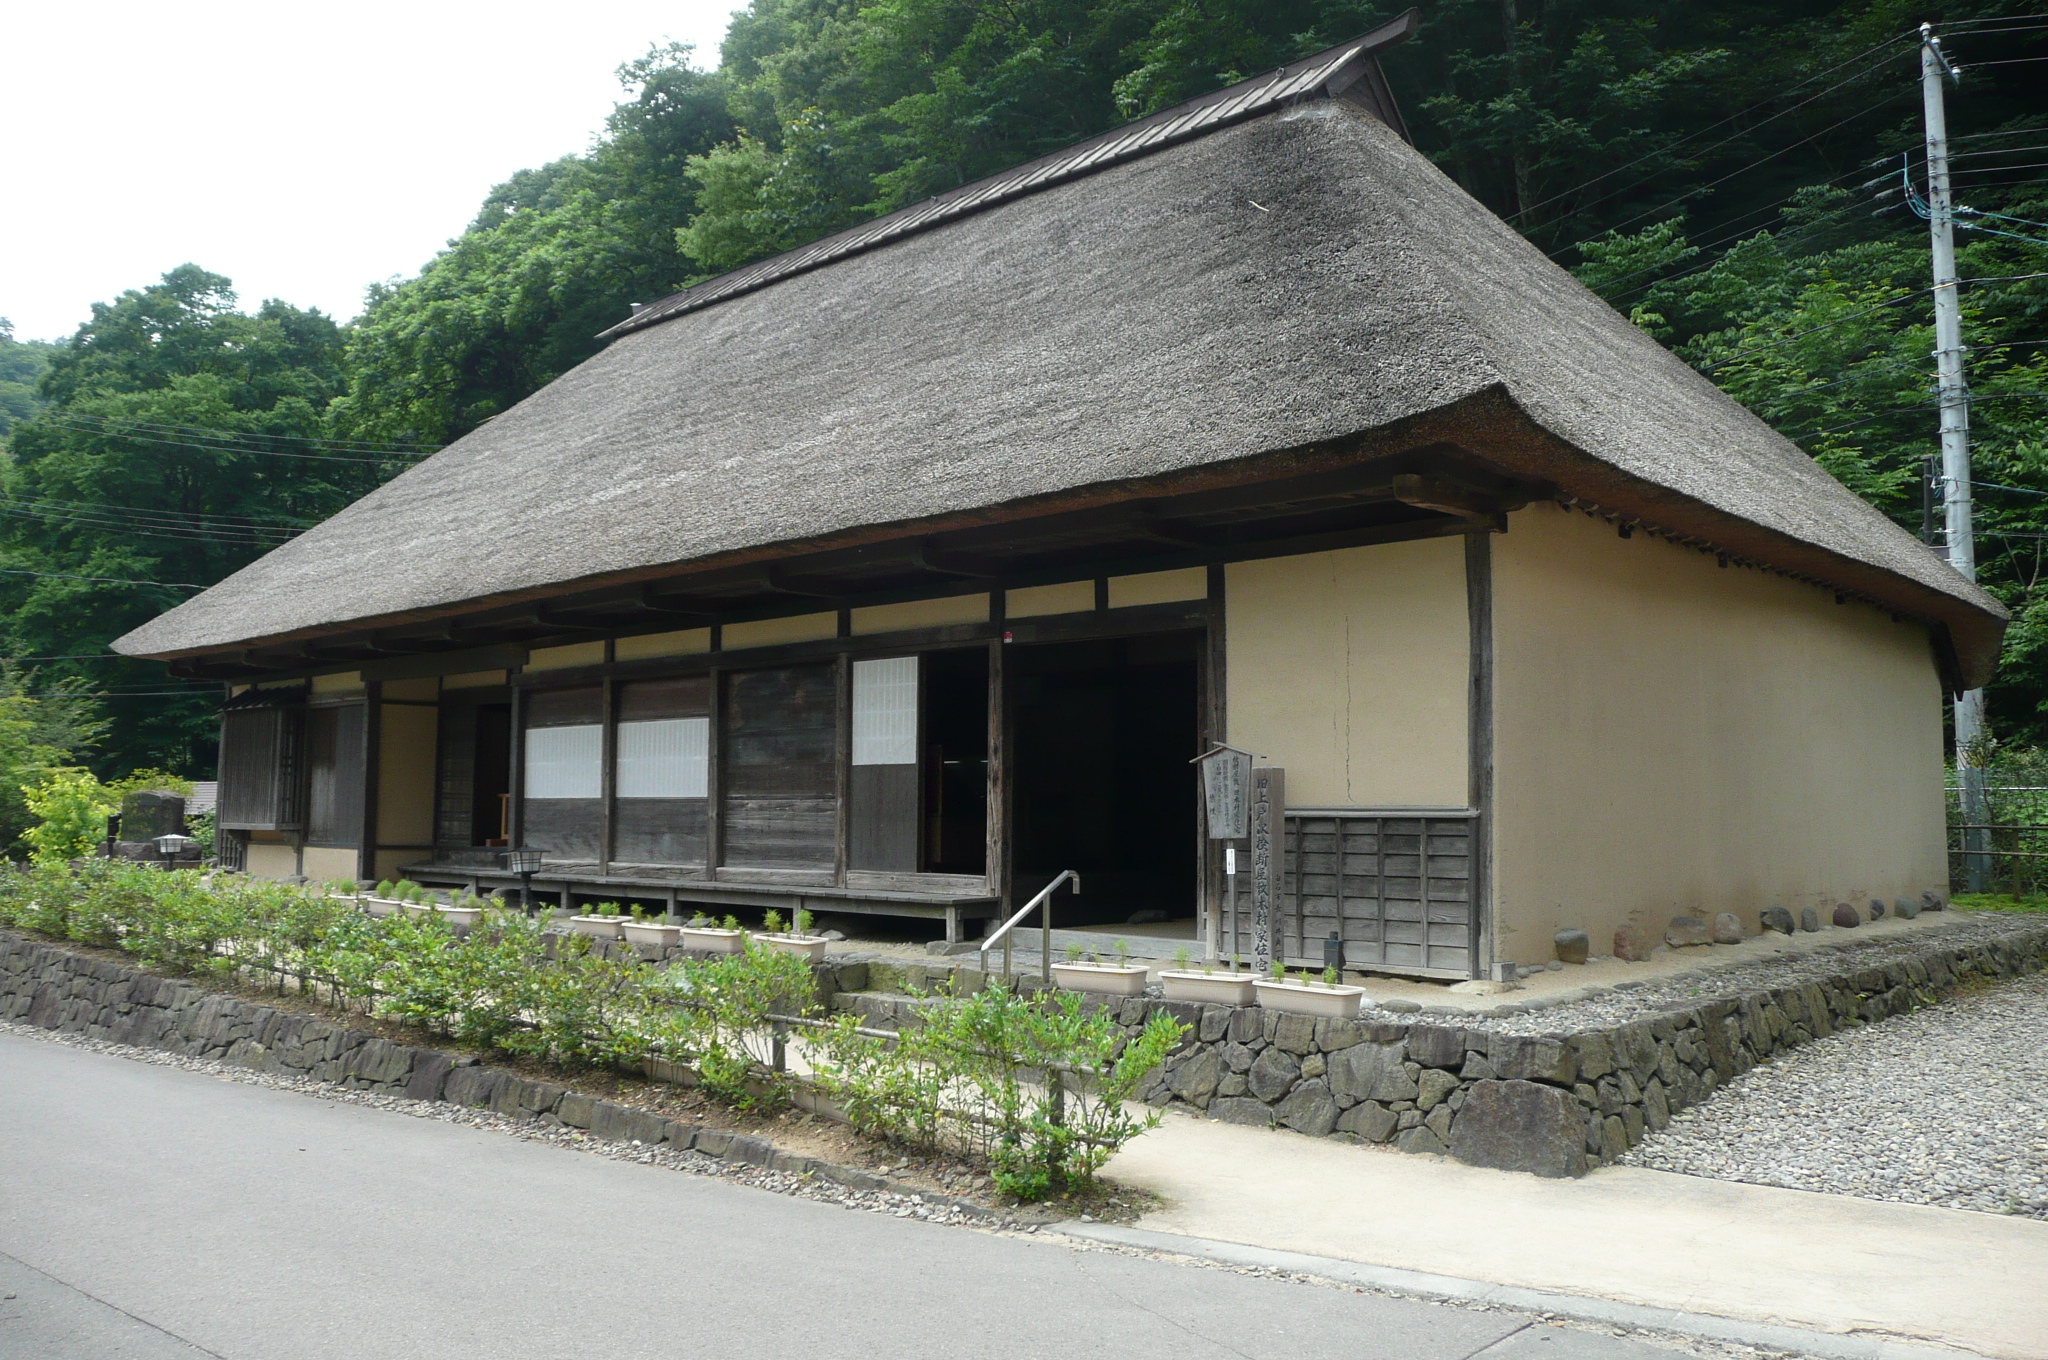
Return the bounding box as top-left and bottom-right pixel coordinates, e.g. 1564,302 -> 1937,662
35,413 -> 432,466
32,412 -> 439,454
1509,34 -> 1917,225
1601,89 -> 1918,238
0,567 -> 202,589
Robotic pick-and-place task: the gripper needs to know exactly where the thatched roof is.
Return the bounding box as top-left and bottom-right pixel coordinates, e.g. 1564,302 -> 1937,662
114,29 -> 2006,685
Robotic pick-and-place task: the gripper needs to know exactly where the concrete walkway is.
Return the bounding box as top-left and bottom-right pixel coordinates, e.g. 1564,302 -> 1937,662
1103,1112 -> 2048,1360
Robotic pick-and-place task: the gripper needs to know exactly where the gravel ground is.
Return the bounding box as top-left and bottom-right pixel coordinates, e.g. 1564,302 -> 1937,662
0,1016 -> 1795,1360
1405,912 -> 2048,1037
1621,971 -> 2048,1218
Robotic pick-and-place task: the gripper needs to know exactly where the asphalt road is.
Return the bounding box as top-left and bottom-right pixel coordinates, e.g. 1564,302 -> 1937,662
0,1031 -> 1679,1360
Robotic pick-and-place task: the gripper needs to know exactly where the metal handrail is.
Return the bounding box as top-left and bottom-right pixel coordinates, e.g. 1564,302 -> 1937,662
980,870 -> 1080,982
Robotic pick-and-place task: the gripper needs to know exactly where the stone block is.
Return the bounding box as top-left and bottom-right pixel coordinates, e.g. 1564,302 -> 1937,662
662,1121 -> 699,1150
1800,906 -> 1820,933
1337,1100 -> 1398,1142
1220,1041 -> 1257,1073
1227,1007 -> 1262,1044
1711,912 -> 1743,945
1316,1017 -> 1363,1052
1922,889 -> 1947,912
694,1129 -> 733,1157
1167,1049 -> 1221,1106
1327,1040 -> 1410,1104
1269,1011 -> 1317,1056
1894,897 -> 1920,920
443,1066 -> 506,1108
405,1053 -> 454,1102
1246,1047 -> 1301,1103
1553,929 -> 1589,965
1570,1032 -> 1615,1081
1396,1125 -> 1448,1156
346,1038 -> 415,1088
1274,1079 -> 1338,1136
587,1101 -> 667,1145
1405,1025 -> 1463,1069
724,1134 -> 774,1166
1487,1035 -> 1577,1086
1759,907 -> 1795,936
557,1092 -> 596,1128
1832,903 -> 1862,928
488,1079 -> 532,1119
1612,922 -> 1653,962
1197,1006 -> 1232,1044
1415,1067 -> 1460,1112
1868,898 -> 1886,920
1449,1080 -> 1588,1178
1206,1097 -> 1275,1127
1664,916 -> 1711,948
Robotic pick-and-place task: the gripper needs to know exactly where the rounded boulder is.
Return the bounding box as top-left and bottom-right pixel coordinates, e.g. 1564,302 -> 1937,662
1832,902 -> 1862,928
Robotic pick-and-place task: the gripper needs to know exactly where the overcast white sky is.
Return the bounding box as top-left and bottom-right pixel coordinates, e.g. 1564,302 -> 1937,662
1,1 -> 738,340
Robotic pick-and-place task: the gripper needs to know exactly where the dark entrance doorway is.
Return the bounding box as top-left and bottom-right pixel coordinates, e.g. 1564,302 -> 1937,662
1009,632 -> 1201,926
470,704 -> 511,846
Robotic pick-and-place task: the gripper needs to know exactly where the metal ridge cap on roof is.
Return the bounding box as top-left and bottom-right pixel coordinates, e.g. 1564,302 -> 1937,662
598,12 -> 1420,343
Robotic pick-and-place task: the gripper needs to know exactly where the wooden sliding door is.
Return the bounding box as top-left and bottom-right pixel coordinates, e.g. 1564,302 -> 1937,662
721,664 -> 837,870
522,686 -> 603,860
612,676 -> 710,866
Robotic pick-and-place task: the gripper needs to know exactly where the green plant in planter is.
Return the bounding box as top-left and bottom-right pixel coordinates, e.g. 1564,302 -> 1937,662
1173,945 -> 1191,971
762,909 -> 786,935
375,880 -> 395,899
1114,938 -> 1130,968
629,903 -> 646,921
1268,958 -> 1287,982
1064,941 -> 1083,963
1322,966 -> 1341,987
722,914 -> 741,933
688,911 -> 710,928
395,880 -> 422,902
794,907 -> 814,936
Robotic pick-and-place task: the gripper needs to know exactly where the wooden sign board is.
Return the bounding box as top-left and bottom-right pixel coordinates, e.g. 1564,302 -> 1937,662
1195,745 -> 1252,841
1249,766 -> 1283,977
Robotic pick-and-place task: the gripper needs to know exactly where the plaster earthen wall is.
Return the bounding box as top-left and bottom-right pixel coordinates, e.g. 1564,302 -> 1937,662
1225,539 -> 1470,807
1490,505 -> 1948,965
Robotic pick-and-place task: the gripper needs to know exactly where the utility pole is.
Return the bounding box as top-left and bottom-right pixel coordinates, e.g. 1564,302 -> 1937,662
1921,23 -> 1990,888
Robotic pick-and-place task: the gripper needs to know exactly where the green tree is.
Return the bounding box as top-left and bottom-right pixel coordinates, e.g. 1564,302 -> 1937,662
2,266 -> 371,776
0,320 -> 55,440
335,46 -> 735,447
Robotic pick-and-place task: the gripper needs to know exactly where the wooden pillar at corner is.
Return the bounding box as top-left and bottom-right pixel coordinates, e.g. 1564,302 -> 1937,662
507,684 -> 525,850
1465,530 -> 1496,981
357,680 -> 382,885
598,675 -> 617,877
1203,562 -> 1228,958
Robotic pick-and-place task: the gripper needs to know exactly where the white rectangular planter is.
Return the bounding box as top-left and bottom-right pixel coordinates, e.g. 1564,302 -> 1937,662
1158,970 -> 1257,1006
400,901 -> 436,919
1251,978 -> 1366,1019
1051,961 -> 1150,997
360,897 -> 400,919
435,905 -> 484,927
568,914 -> 625,939
677,926 -> 744,954
760,933 -> 828,962
621,921 -> 681,949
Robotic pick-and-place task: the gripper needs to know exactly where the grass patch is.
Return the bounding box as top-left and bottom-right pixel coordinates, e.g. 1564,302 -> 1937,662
1951,893 -> 2048,915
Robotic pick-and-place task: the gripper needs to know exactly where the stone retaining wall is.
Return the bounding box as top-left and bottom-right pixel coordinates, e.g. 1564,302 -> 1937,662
1114,922 -> 2048,1176
0,931 -> 895,1193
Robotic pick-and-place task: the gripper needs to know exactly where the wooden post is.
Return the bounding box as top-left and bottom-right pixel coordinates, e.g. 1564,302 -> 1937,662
986,631 -> 1009,924
1204,562 -> 1227,958
507,685 -> 526,850
834,651 -> 851,888
598,676 -> 617,877
1465,531 -> 1495,981
358,680 -> 382,886
705,667 -> 724,879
